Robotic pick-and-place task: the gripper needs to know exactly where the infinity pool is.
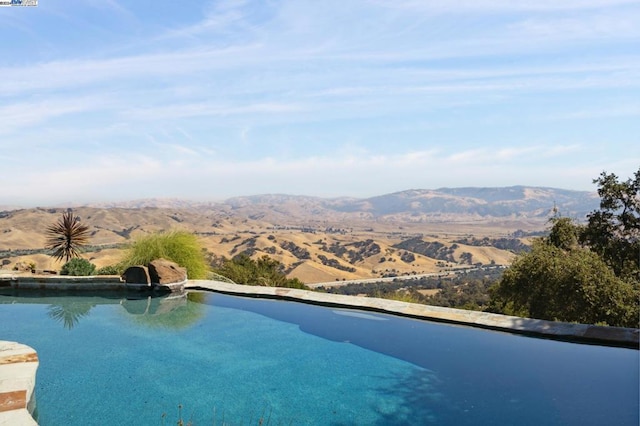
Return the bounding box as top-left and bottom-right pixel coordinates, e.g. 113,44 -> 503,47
0,292 -> 637,425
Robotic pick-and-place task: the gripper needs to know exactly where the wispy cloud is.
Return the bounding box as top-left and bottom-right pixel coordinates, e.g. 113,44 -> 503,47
370,0 -> 640,13
1,0 -> 638,205
125,102 -> 303,121
0,95 -> 114,135
446,145 -> 583,165
509,11 -> 640,40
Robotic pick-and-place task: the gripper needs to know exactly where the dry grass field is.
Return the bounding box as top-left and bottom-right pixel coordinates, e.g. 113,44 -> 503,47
0,205 -> 545,283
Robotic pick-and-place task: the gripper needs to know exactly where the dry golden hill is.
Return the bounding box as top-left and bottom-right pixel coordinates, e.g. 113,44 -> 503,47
1,202 -> 545,283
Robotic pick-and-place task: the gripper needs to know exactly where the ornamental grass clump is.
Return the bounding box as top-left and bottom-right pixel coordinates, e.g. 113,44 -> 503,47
45,210 -> 90,262
119,230 -> 209,279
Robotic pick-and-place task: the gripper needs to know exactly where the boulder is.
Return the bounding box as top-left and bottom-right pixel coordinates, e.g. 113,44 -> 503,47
122,266 -> 151,285
148,259 -> 187,284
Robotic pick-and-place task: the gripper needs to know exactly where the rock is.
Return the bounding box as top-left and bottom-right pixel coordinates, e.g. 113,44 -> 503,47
12,262 -> 35,273
148,259 -> 187,284
122,266 -> 151,285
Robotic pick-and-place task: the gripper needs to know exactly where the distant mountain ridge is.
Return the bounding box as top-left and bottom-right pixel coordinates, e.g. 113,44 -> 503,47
338,186 -> 598,219
58,185 -> 599,222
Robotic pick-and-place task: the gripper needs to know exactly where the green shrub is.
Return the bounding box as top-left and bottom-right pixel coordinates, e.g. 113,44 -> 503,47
60,258 -> 96,276
214,254 -> 308,289
95,265 -> 122,275
118,231 -> 209,279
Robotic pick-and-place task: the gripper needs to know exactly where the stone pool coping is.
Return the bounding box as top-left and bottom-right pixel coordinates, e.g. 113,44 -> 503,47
187,280 -> 640,349
0,341 -> 38,426
0,273 -> 186,293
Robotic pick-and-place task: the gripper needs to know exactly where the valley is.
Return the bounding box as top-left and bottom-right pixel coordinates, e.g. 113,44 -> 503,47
0,186 -> 594,283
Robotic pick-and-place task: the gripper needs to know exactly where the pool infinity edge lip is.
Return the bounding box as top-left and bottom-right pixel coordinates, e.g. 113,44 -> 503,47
187,280 -> 640,349
2,272 -> 637,349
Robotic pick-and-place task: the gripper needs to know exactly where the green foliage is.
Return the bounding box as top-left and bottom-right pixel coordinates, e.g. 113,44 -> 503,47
317,254 -> 357,272
429,279 -> 493,311
45,210 -> 91,262
547,216 -> 582,251
60,258 -> 96,276
490,221 -> 639,328
95,265 -> 121,275
490,239 -> 638,326
452,236 -> 530,254
393,238 -> 456,262
581,168 -> 640,282
489,169 -> 640,327
214,254 -> 308,289
119,231 -> 209,279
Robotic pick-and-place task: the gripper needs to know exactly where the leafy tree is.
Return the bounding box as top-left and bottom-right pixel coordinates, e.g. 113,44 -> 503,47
490,238 -> 638,327
60,258 -> 96,276
547,216 -> 581,251
581,168 -> 640,282
45,210 -> 91,262
489,197 -> 639,328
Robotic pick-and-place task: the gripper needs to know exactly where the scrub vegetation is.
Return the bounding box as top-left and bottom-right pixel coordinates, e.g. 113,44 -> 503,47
60,258 -> 96,276
118,230 -> 210,279
213,253 -> 308,289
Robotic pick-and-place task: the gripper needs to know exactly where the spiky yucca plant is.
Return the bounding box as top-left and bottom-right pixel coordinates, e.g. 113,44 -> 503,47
45,210 -> 91,262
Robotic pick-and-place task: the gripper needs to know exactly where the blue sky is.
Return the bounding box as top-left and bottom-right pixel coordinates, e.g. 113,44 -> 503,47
1,0 -> 639,206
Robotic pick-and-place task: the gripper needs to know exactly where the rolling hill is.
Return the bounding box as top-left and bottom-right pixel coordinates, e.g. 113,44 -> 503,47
0,186 -> 597,282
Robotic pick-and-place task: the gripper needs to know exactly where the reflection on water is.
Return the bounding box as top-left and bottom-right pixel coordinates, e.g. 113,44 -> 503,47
127,292 -> 206,329
0,291 -> 637,425
47,301 -> 95,329
369,368 -> 442,426
0,291 -> 204,330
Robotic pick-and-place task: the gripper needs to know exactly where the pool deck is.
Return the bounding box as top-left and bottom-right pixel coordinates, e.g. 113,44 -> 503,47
0,341 -> 38,426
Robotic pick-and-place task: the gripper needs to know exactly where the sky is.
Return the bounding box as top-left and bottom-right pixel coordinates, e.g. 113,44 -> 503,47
1,0 -> 639,206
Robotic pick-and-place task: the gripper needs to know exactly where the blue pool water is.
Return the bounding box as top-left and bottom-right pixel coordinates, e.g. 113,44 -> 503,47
0,292 -> 638,425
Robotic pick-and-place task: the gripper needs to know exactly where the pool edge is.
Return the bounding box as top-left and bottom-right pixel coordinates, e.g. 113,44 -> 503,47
187,280 -> 640,349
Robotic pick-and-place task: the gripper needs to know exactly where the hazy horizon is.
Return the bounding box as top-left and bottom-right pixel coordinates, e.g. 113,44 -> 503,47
2,183 -> 599,210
